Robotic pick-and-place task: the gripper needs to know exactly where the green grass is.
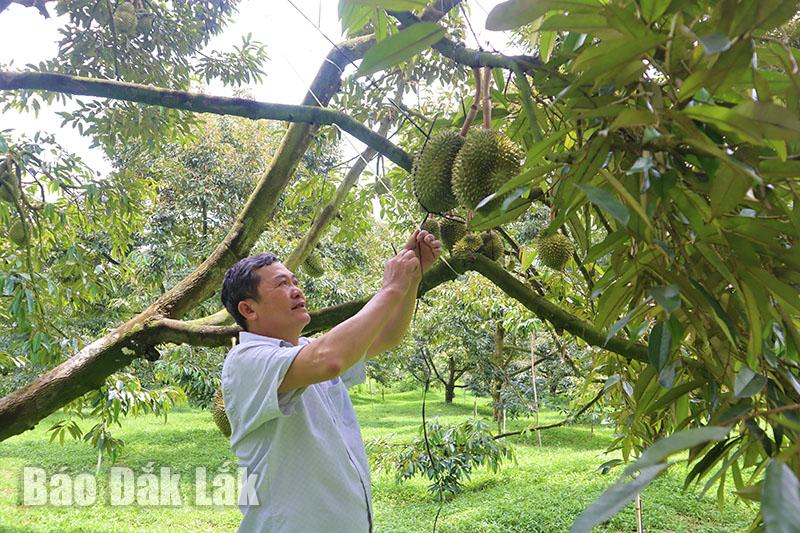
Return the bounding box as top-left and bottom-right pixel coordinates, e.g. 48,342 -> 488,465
0,386 -> 755,532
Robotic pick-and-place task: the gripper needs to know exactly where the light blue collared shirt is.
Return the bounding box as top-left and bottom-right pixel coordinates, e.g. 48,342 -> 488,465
222,332 -> 371,533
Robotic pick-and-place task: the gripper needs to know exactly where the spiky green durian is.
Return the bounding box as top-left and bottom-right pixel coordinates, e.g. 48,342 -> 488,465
212,388 -> 231,438
8,219 -> 26,246
302,251 -> 325,278
451,130 -> 522,210
113,1 -> 137,36
479,231 -> 504,261
537,232 -> 574,270
0,160 -> 19,205
420,217 -> 441,240
439,218 -> 467,250
413,130 -> 464,213
452,233 -> 483,256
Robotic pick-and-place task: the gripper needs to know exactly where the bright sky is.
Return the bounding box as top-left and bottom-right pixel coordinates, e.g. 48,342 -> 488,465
0,0 -> 513,173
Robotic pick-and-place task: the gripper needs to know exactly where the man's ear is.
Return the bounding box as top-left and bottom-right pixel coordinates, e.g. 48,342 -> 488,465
237,300 -> 257,322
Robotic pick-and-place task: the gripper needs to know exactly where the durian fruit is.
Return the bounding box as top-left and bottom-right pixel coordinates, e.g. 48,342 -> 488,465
412,130 -> 464,213
452,233 -> 483,256
479,231 -> 504,261
8,219 -> 26,246
451,130 -> 522,210
439,218 -> 467,250
212,388 -> 231,438
113,1 -> 137,36
0,158 -> 20,205
420,217 -> 441,240
537,232 -> 574,270
302,251 -> 325,278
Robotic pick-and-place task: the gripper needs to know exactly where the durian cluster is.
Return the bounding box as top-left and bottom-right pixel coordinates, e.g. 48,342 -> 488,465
413,129 -> 522,213
412,128 -> 524,263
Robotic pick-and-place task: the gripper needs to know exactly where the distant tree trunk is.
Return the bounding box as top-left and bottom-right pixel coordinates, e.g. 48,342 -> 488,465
492,321 -> 505,431
444,355 -> 457,403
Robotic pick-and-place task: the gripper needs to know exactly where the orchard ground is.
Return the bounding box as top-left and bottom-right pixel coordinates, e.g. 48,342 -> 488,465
0,386 -> 755,532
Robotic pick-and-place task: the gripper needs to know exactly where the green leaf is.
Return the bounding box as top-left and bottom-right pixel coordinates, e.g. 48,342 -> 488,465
347,0 -> 427,9
576,184 -> 630,226
356,23 -> 445,77
734,367 -> 767,398
650,285 -> 681,315
570,463 -> 669,533
469,195 -> 532,231
609,109 -> 657,130
710,165 -> 752,217
486,0 -> 601,31
638,0 -> 671,23
572,34 -> 665,81
700,33 -> 731,55
762,460 -> 800,533
628,426 -> 730,474
0,133 -> 7,152
682,102 -> 800,144
648,321 -> 671,371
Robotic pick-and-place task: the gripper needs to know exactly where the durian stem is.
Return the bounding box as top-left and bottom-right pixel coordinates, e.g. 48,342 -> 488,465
459,67 -> 481,137
482,65 -> 492,129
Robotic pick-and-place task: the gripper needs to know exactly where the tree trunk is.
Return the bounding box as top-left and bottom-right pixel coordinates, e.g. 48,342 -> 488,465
492,321 -> 505,432
444,355 -> 457,403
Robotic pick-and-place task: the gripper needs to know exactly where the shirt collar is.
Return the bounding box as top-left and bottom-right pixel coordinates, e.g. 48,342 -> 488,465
238,331 -> 308,348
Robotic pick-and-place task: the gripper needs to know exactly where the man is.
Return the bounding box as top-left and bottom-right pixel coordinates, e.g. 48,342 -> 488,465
220,229 -> 442,532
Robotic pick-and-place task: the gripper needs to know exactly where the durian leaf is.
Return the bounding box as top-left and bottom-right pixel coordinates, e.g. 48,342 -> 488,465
356,23 -> 445,77
493,162 -> 559,197
470,196 -> 532,231
762,460 -> 800,533
572,34 -> 666,81
486,0 -> 601,31
576,184 -> 630,226
345,0 -> 428,9
570,463 -> 669,533
648,321 -> 671,372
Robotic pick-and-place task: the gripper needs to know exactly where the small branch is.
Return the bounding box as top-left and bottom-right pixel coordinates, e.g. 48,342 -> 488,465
0,71 -> 413,171
285,116 -> 393,271
494,386 -> 606,440
459,67 -> 481,137
482,65 -> 492,129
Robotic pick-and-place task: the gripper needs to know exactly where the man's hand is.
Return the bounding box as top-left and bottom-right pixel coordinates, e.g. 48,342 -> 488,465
403,229 -> 442,274
382,248 -> 421,293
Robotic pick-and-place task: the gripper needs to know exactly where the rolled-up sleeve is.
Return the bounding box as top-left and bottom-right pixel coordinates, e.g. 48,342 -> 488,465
222,343 -> 307,440
340,354 -> 367,389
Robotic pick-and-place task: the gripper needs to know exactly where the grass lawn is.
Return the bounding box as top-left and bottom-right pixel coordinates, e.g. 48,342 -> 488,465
0,385 -> 755,532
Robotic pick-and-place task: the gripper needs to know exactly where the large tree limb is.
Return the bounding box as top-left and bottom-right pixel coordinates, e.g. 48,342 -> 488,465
0,35 -> 376,442
0,71 -> 413,172
0,4 -> 471,441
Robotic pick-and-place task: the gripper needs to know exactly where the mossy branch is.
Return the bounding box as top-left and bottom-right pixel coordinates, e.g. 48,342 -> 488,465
0,71 -> 413,171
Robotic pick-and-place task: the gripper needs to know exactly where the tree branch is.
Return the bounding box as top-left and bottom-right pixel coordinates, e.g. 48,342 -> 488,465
0,71 -> 413,172
389,11 -> 542,74
493,386 -> 606,440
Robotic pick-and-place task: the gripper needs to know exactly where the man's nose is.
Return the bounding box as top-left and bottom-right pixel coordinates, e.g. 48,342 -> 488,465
291,286 -> 303,298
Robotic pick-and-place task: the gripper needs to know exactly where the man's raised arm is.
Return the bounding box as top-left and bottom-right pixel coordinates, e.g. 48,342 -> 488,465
277,248 -> 420,393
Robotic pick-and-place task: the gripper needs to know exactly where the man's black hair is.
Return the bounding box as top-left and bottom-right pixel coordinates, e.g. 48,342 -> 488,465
221,253 -> 279,330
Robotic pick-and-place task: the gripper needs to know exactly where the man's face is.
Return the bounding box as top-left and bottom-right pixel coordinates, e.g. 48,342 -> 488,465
238,262 -> 310,335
